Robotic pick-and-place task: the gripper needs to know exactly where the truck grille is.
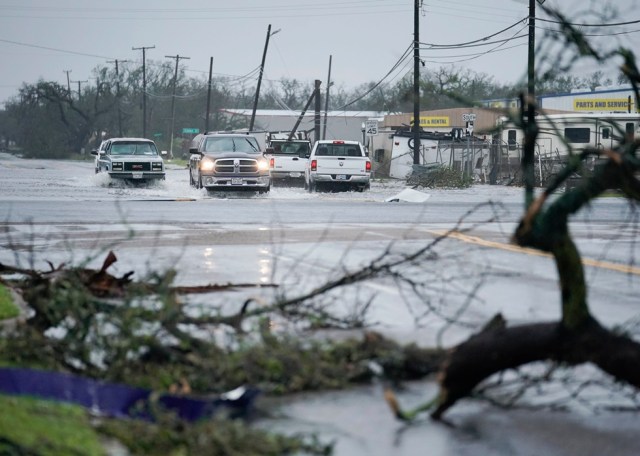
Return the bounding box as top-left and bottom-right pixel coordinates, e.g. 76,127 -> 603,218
124,162 -> 151,171
215,159 -> 259,173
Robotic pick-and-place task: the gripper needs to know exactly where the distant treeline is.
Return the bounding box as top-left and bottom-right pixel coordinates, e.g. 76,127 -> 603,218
0,60 -> 621,158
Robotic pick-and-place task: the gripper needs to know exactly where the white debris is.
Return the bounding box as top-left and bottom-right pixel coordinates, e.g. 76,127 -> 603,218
385,188 -> 431,203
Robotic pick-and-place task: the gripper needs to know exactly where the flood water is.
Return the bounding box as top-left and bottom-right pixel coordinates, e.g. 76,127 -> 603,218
256,379 -> 640,456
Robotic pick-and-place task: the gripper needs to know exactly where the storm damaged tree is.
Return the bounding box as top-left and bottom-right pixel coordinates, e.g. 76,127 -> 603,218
386,6 -> 640,421
5,79 -> 117,158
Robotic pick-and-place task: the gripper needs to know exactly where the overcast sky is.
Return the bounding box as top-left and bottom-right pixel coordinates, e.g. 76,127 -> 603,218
0,0 -> 638,108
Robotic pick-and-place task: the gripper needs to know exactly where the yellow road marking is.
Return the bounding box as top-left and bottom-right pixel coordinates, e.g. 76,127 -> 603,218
428,229 -> 640,276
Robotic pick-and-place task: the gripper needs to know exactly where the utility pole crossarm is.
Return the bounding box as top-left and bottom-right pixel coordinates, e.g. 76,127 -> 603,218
69,79 -> 88,99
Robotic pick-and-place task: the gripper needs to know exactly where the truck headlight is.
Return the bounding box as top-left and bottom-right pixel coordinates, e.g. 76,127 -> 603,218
200,157 -> 215,171
257,159 -> 269,171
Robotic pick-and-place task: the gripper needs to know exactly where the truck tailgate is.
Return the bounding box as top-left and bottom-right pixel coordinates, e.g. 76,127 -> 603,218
316,157 -> 367,175
272,155 -> 307,174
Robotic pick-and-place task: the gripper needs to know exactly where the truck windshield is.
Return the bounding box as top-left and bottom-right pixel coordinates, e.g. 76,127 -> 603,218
204,137 -> 260,154
111,142 -> 158,155
271,141 -> 310,156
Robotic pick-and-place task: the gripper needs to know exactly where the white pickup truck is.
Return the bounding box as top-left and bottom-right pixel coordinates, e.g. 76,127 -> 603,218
265,132 -> 311,184
304,140 -> 371,192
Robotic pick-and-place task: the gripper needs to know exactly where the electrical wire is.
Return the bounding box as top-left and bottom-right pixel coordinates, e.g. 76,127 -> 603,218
420,42 -> 527,60
424,2 -> 526,21
0,37 -> 113,59
535,17 -> 640,27
421,33 -> 528,50
336,42 -> 414,110
422,42 -> 528,65
0,1 -> 402,15
536,25 -> 640,38
419,20 -> 529,65
420,17 -> 528,49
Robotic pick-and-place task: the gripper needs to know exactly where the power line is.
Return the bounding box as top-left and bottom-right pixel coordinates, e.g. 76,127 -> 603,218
422,42 -> 528,65
535,17 -> 640,27
424,2 -> 525,20
0,37 -> 113,59
420,17 -> 528,48
337,42 -> 414,110
0,1 -> 402,14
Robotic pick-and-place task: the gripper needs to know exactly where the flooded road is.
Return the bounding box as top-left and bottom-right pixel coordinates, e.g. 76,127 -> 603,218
258,380 -> 640,456
2,154 -> 640,455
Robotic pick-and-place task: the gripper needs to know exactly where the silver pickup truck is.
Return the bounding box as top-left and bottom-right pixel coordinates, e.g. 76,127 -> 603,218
304,140 -> 371,192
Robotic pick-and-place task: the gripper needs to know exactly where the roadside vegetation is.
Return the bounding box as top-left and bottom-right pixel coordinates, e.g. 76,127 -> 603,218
0,283 -> 18,320
0,249 -> 444,455
0,395 -> 105,456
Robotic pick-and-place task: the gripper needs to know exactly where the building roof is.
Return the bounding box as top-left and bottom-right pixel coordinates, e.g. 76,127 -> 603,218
219,108 -> 384,119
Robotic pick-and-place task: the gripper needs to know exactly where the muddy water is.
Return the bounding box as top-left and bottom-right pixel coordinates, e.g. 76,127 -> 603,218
256,380 -> 640,456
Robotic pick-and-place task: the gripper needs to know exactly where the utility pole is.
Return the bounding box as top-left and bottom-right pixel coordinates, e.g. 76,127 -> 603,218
314,79 -> 322,143
249,24 -> 280,131
412,0 -> 422,165
205,57 -> 214,133
165,54 -> 190,158
524,0 -> 544,207
63,70 -> 72,98
107,59 -> 129,137
70,79 -> 88,100
132,45 -> 155,138
323,55 -> 332,140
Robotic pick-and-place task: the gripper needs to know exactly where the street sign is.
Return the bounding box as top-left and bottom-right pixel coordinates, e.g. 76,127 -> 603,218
182,128 -> 200,134
365,120 -> 379,136
462,113 -> 476,122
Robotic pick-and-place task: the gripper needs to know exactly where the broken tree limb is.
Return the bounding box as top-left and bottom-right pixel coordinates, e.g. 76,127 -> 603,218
387,314 -> 640,421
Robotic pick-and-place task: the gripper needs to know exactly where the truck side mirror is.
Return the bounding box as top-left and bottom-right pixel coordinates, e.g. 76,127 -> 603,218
266,147 -> 275,154
189,147 -> 200,155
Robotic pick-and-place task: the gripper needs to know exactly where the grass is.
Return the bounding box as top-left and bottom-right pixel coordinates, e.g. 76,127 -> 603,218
0,393 -> 331,455
0,394 -> 106,455
0,284 -> 19,320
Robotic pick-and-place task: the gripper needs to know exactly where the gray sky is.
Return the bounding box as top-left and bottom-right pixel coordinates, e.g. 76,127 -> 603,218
0,0 -> 638,108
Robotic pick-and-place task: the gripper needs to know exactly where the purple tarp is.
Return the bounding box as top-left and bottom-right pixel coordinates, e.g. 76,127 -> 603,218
0,367 -> 259,422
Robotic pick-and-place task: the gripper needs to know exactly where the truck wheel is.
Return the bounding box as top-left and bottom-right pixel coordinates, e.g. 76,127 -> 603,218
196,172 -> 203,189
